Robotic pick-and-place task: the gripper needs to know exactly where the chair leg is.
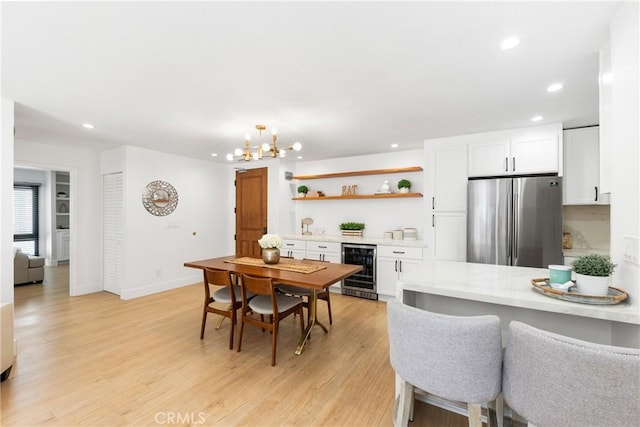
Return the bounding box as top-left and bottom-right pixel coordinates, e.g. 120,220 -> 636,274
200,308 -> 207,339
394,379 -> 412,427
237,315 -> 245,353
271,319 -> 278,366
228,312 -> 235,350
467,403 -> 482,427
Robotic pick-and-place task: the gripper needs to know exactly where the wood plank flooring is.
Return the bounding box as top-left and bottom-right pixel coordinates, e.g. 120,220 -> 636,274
1,265 -> 470,426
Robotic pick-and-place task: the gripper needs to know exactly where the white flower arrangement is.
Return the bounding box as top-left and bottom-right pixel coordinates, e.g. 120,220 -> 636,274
258,234 -> 282,249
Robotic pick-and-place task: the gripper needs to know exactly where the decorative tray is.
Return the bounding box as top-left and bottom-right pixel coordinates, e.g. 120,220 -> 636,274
531,278 -> 628,305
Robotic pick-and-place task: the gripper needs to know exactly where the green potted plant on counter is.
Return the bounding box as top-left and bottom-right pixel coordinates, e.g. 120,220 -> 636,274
397,179 -> 411,193
339,222 -> 365,237
572,254 -> 616,296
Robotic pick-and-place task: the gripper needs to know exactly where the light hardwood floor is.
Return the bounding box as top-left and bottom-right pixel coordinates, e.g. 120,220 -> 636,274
2,265 -> 470,426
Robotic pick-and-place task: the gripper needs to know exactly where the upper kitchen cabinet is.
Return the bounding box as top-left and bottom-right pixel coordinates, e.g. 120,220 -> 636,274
563,126 -> 609,205
468,136 -> 560,177
468,123 -> 563,177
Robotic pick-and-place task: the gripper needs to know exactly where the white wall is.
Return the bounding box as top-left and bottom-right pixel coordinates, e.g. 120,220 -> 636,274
102,146 -> 231,299
609,2 -> 639,298
14,139 -> 103,296
1,99 -> 15,304
292,150 -> 426,239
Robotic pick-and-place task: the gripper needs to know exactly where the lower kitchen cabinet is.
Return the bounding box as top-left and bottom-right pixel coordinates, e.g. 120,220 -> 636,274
431,213 -> 466,261
305,241 -> 342,291
281,239 -> 306,259
376,246 -> 424,297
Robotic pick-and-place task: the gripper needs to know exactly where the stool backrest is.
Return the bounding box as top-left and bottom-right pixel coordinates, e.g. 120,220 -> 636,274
387,299 -> 502,403
503,321 -> 640,426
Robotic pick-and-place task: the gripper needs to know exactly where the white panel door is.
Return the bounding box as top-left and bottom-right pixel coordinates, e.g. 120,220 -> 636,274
432,213 -> 466,261
468,140 -> 510,177
563,127 -> 601,205
103,173 -> 124,295
432,145 -> 468,211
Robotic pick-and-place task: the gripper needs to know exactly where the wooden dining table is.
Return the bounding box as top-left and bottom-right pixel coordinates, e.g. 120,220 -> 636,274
184,255 -> 363,355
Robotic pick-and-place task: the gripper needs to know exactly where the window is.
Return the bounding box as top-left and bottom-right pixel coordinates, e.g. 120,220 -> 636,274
14,183 -> 40,255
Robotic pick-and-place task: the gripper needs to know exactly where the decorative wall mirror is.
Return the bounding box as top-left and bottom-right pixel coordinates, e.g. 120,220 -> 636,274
142,180 -> 178,216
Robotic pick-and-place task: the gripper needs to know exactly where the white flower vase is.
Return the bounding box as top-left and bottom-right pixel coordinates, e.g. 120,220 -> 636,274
575,273 -> 610,296
262,248 -> 280,265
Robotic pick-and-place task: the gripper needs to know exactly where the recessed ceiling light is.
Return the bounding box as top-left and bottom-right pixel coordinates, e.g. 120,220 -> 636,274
82,123 -> 94,129
297,156 -> 303,160
391,143 -> 399,148
547,83 -> 563,92
210,153 -> 218,157
500,37 -> 520,50
531,116 -> 543,122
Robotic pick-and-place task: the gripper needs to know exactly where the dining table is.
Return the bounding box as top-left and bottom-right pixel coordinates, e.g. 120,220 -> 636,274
184,255 -> 363,354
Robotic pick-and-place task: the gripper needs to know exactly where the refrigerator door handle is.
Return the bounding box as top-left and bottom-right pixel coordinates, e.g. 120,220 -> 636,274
513,181 -> 519,263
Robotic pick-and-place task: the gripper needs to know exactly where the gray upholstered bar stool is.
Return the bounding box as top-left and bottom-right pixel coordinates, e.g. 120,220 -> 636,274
387,299 -> 503,427
503,321 -> 640,427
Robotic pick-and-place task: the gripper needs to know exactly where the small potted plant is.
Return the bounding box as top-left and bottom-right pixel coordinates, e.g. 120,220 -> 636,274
397,179 -> 411,194
572,254 -> 616,296
339,222 -> 365,237
297,185 -> 309,197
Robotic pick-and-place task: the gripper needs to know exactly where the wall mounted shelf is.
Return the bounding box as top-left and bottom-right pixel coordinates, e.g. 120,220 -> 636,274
292,166 -> 422,180
293,192 -> 423,201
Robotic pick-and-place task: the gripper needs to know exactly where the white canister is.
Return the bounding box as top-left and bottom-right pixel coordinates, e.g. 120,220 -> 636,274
383,231 -> 393,239
392,230 -> 404,240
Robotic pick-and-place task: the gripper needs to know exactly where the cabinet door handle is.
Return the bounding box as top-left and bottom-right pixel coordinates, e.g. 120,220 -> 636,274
595,186 -> 598,202
285,243 -> 294,246
512,157 -> 516,172
392,251 -> 405,254
432,214 -> 435,227
432,196 -> 435,210
394,260 -> 398,272
399,260 -> 403,273
505,157 -> 508,172
318,245 -> 327,249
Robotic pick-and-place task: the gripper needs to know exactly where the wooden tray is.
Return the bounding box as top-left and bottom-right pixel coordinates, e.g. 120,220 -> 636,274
531,278 -> 628,305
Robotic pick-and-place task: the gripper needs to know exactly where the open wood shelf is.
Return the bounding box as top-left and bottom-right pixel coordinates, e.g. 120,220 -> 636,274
292,166 -> 423,180
292,192 -> 423,201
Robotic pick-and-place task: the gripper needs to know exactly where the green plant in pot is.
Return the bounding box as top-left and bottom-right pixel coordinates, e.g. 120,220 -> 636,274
297,185 -> 309,197
572,254 -> 616,296
397,179 -> 411,193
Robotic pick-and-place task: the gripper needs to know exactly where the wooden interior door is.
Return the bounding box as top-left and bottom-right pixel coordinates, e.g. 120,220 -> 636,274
235,167 -> 268,257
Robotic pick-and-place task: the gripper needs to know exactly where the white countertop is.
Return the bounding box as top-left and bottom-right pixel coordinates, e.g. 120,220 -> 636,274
398,261 -> 639,325
281,234 -> 426,248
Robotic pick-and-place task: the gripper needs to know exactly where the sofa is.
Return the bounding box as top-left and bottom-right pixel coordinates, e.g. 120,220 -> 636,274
14,248 -> 45,285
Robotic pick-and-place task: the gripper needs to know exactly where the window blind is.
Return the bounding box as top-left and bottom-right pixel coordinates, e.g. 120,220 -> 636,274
13,183 -> 40,255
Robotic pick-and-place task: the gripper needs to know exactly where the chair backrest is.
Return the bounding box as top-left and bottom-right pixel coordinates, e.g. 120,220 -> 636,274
503,321 -> 640,426
387,299 -> 502,403
203,268 -> 234,302
241,275 -> 277,310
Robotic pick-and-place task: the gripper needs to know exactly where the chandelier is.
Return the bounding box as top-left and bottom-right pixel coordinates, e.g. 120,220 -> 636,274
226,124 -> 302,161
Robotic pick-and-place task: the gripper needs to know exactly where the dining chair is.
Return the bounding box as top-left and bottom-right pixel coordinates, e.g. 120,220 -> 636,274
387,299 -> 503,427
277,258 -> 333,325
200,268 -> 247,350
237,274 -> 305,366
503,321 -> 640,427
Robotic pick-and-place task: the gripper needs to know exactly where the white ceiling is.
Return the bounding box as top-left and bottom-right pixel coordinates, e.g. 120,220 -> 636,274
2,1 -> 620,163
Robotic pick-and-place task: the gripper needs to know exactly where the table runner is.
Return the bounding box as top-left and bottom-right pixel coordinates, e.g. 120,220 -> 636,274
224,257 -> 328,274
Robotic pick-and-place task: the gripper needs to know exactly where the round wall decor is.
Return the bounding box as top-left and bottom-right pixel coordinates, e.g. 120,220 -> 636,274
142,180 -> 178,216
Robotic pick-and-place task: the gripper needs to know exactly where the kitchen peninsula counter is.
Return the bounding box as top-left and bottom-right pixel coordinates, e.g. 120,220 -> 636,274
398,261 -> 640,348
281,234 -> 426,248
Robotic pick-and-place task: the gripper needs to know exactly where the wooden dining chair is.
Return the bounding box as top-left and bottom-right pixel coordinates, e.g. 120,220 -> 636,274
201,268 -> 248,350
237,274 -> 305,366
277,258 -> 333,325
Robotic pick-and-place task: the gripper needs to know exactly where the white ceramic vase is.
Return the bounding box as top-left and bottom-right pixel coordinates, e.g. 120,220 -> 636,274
399,187 -> 410,193
575,273 -> 610,296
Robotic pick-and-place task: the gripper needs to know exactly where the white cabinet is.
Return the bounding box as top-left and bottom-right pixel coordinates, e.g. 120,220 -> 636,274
468,135 -> 560,177
425,140 -> 468,262
57,230 -> 70,261
55,171 -> 70,230
281,239 -> 306,259
305,241 -> 341,263
376,246 -> 424,296
563,127 -> 609,205
432,213 -> 466,261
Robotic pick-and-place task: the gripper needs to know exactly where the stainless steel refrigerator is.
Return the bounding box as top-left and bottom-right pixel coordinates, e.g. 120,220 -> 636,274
467,176 -> 563,268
